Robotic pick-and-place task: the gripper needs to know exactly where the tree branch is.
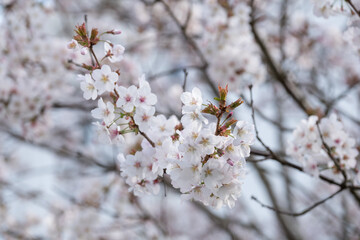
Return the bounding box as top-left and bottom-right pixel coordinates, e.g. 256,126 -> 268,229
251,187 -> 345,217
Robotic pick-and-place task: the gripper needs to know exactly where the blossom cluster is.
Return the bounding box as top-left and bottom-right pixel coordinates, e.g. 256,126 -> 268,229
118,86 -> 255,208
199,1 -> 266,92
287,114 -> 359,177
311,0 -> 360,18
0,0 -> 73,138
69,23 -> 255,208
311,0 -> 360,56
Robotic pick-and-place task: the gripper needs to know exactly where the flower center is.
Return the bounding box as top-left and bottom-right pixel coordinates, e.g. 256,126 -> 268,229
101,75 -> 109,83
142,114 -> 150,122
139,96 -> 146,103
125,95 -> 132,102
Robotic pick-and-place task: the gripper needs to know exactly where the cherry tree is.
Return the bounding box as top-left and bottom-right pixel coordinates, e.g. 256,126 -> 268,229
0,0 -> 360,239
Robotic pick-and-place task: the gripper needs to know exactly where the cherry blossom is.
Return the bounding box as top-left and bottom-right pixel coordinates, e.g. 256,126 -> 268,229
135,75 -> 158,108
133,106 -> 156,132
80,74 -> 98,100
287,114 -> 359,177
115,85 -> 138,112
104,41 -> 125,63
180,87 -> 203,112
92,65 -> 118,94
67,39 -> 79,50
91,98 -> 115,125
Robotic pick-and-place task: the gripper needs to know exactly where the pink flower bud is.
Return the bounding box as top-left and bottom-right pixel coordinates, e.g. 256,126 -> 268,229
80,47 -> 88,55
113,29 -> 122,34
227,159 -> 234,166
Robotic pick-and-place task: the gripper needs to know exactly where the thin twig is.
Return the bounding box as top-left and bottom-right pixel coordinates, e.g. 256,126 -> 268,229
346,0 -> 360,17
249,85 -> 280,159
316,121 -> 347,182
89,46 -> 101,67
249,0 -> 313,115
183,69 -> 189,92
158,0 -> 218,95
251,187 -> 345,217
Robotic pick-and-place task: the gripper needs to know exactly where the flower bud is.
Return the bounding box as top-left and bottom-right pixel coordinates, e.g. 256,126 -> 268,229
80,47 -> 88,55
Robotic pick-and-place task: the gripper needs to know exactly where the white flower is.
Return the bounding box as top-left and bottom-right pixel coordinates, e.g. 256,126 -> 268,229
134,106 -> 155,132
182,185 -> 212,205
104,41 -> 125,63
119,152 -> 145,179
181,87 -> 203,113
201,159 -> 224,190
92,65 -> 118,94
178,140 -> 202,162
233,121 -> 255,147
80,74 -> 97,100
195,129 -> 219,155
91,98 -> 115,125
223,139 -> 247,160
170,161 -> 202,192
116,85 -> 138,112
135,75 -> 157,108
153,137 -> 178,172
93,122 -> 112,144
181,108 -> 208,128
67,39 -> 87,55
67,39 -> 79,50
149,115 -> 179,140
215,181 -> 242,208
287,114 -> 359,176
118,149 -> 160,196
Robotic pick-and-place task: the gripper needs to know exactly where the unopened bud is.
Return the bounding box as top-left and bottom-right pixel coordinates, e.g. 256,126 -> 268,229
80,47 -> 88,55
106,29 -> 122,35
113,29 -> 122,34
227,159 -> 234,166
225,112 -> 233,121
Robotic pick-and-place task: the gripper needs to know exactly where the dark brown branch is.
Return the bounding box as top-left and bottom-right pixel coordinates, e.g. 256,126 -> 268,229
253,164 -> 299,239
346,0 -> 360,17
139,128 -> 155,147
130,194 -> 169,236
250,148 -> 358,189
3,229 -> 44,240
249,0 -> 313,115
241,94 -> 292,132
129,116 -> 156,147
324,82 -> 360,115
249,85 -> 281,159
158,0 -> 218,95
89,46 -> 101,68
251,187 -> 345,217
191,201 -> 242,240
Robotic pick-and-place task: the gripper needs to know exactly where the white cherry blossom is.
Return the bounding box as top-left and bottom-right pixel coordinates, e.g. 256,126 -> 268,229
133,106 -> 155,132
180,87 -> 203,113
135,75 -> 157,108
116,85 -> 138,112
91,98 -> 115,125
287,114 -> 359,176
92,65 -> 118,94
80,74 -> 98,100
104,41 -> 125,63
